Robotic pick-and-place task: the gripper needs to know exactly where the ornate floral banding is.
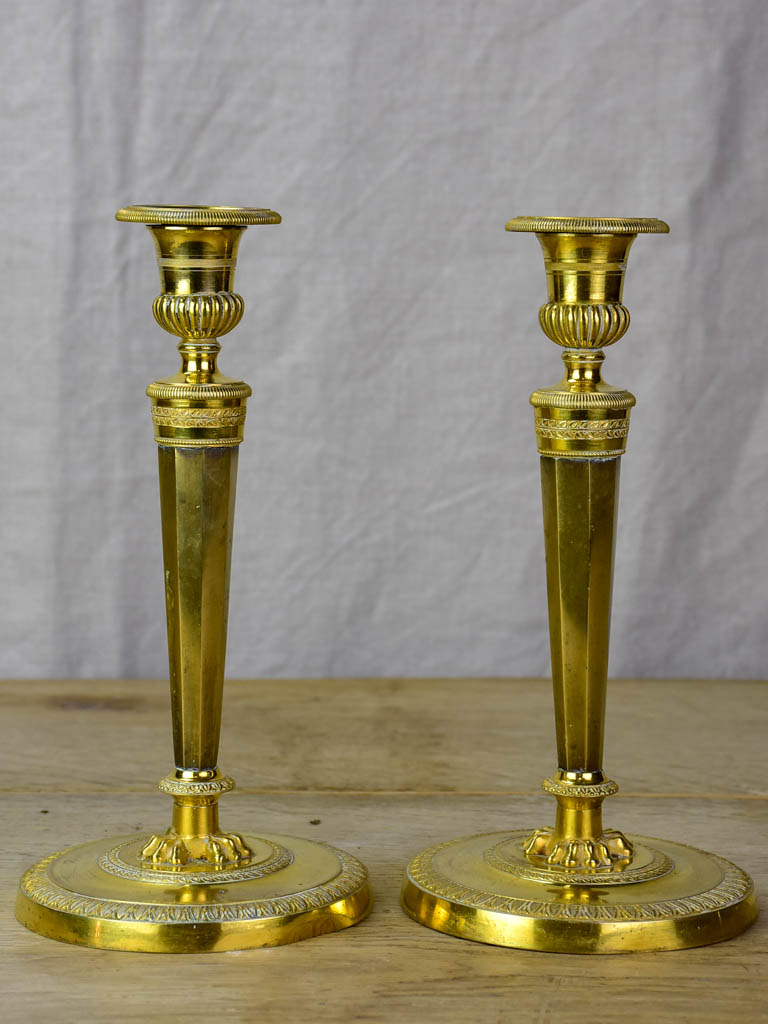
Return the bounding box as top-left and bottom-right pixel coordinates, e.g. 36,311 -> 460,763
534,418 -> 629,442
20,845 -> 368,925
157,772 -> 236,797
407,839 -> 753,922
151,406 -> 247,428
151,404 -> 247,446
542,776 -> 620,798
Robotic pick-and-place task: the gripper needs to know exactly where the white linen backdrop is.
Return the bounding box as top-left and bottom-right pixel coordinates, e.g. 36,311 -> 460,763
1,0 -> 766,679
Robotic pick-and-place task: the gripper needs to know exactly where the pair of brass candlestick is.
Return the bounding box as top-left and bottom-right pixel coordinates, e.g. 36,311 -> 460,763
16,208 -> 756,955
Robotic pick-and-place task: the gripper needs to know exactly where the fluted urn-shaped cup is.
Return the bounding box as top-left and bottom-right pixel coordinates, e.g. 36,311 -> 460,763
401,216 -> 757,953
16,206 -> 372,953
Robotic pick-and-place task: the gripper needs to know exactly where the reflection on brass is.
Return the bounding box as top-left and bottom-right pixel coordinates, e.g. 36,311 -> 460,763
16,206 -> 371,952
402,216 -> 758,953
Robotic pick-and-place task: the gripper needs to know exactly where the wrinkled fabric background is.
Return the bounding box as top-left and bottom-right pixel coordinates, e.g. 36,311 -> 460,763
1,0 -> 766,679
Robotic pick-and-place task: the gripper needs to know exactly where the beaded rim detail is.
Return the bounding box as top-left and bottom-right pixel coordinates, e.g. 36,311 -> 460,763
116,205 -> 281,226
147,382 -> 252,401
530,387 -> 636,410
506,216 -> 670,235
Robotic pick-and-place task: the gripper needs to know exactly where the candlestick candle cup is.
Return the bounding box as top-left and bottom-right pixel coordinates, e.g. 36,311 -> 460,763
16,206 -> 372,952
401,216 -> 757,953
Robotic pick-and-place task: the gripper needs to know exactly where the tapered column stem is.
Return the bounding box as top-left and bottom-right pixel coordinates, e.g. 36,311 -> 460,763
542,455 -> 618,774
159,444 -> 237,770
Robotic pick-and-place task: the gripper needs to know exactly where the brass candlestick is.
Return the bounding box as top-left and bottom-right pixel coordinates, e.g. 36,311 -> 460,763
16,205 -> 372,952
402,216 -> 757,953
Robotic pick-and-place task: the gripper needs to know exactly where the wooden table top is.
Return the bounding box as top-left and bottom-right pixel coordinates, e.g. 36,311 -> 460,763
3,678 -> 766,1022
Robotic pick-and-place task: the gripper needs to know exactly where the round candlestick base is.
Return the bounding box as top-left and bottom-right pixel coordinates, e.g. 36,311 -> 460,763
17,832 -> 371,953
401,830 -> 756,954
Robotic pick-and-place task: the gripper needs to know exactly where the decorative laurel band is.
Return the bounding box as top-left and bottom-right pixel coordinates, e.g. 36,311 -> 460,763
151,406 -> 247,429
539,302 -> 630,349
153,292 -> 244,340
158,773 -> 236,797
530,388 -> 635,410
21,845 -> 368,924
98,838 -> 293,885
506,217 -> 670,235
407,840 -> 752,922
116,206 -> 282,226
148,382 -> 252,401
535,418 -> 629,441
542,777 -> 619,798
484,840 -> 673,886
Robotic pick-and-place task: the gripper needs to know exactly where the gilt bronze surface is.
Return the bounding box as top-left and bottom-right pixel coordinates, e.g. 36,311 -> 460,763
16,205 -> 372,952
402,216 -> 758,952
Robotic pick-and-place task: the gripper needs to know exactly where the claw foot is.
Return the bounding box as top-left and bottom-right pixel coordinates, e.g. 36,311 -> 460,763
523,827 -> 633,870
140,830 -> 253,867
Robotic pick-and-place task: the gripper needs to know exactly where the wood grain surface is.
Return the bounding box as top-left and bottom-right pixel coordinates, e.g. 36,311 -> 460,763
2,678 -> 766,1023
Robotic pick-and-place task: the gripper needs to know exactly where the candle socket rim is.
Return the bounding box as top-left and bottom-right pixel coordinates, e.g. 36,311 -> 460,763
116,205 -> 282,226
505,216 -> 669,235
